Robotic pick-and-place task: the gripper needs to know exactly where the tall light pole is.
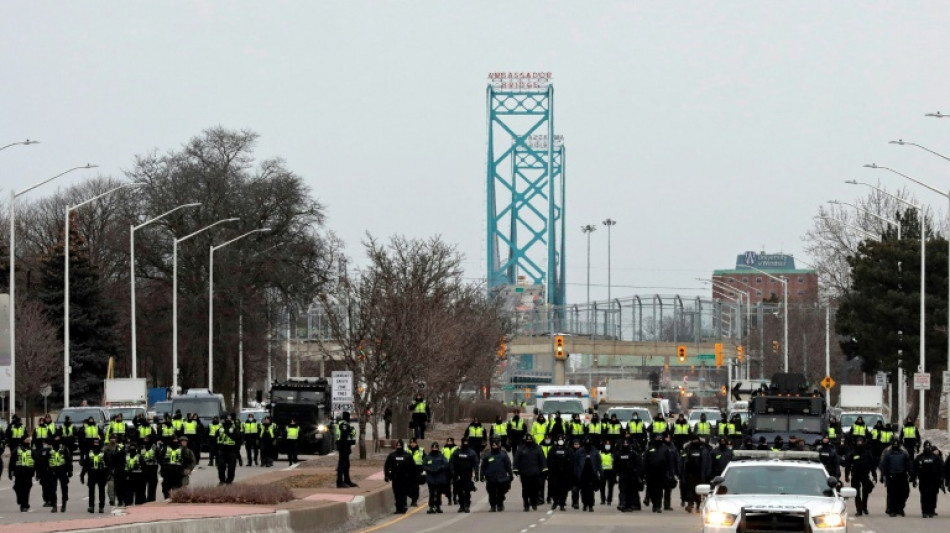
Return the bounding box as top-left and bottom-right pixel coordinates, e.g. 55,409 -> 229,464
581,224 -> 597,335
738,265 -> 788,372
602,218 -> 616,336
130,202 -> 201,382
65,183 -> 142,407
172,218 -> 238,395
208,228 -> 271,393
0,140 -> 39,153
847,178 -> 926,428
10,163 -> 96,420
828,200 -> 901,241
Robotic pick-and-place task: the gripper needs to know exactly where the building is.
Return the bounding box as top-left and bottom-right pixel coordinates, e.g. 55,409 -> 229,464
712,251 -> 818,303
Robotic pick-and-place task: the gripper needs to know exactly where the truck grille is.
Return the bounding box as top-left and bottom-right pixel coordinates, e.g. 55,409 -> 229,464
739,510 -> 809,532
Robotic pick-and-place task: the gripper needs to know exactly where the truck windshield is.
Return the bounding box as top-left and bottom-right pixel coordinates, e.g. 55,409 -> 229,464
789,417 -> 822,434
542,400 -> 584,415
719,465 -> 832,497
271,390 -> 325,403
57,409 -> 103,424
607,408 -> 650,422
840,414 -> 884,428
173,399 -> 222,418
754,415 -> 788,432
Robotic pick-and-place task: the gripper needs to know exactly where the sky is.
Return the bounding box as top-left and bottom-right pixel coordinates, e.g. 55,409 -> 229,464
3,1 -> 950,305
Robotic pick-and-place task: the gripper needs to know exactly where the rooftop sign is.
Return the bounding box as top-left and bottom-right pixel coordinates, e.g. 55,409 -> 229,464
488,72 -> 552,91
736,251 -> 795,270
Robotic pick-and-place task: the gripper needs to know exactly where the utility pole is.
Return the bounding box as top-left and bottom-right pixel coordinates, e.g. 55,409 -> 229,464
581,225 -> 597,336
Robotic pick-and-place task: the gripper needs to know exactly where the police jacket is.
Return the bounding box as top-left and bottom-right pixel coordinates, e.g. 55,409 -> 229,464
843,445 -> 876,480
513,441 -> 547,477
711,446 -> 733,477
384,449 -> 416,482
613,445 -> 642,478
644,441 -> 675,478
408,400 -> 430,422
681,442 -> 712,481
817,444 -> 841,478
422,451 -> 450,485
104,443 -> 126,474
914,450 -> 944,485
880,447 -> 914,478
547,445 -> 574,476
449,446 -> 479,479
480,449 -> 513,483
573,446 -> 603,480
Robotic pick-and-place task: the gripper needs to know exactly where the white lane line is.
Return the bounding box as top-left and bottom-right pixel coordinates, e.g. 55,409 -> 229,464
281,463 -> 301,471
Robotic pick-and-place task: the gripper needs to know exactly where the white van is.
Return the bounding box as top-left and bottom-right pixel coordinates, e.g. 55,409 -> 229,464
536,385 -> 592,422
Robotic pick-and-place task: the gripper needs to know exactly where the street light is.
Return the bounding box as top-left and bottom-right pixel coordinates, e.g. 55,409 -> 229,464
10,163 -> 96,420
130,202 -> 201,382
172,218 -> 239,396
64,183 -> 143,407
208,228 -> 271,397
0,140 -> 39,152
602,218 -> 616,336
828,200 -> 901,240
847,177 -> 926,428
887,139 -> 950,437
581,224 -> 597,335
738,265 -> 788,372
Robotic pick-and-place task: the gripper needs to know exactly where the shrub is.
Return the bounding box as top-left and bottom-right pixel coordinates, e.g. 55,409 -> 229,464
461,400 -> 507,423
169,483 -> 294,505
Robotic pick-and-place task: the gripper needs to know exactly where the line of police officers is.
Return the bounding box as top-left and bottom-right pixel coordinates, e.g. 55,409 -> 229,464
2,410 -> 305,513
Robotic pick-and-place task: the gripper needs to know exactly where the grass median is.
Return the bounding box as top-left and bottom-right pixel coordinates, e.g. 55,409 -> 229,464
170,483 -> 295,505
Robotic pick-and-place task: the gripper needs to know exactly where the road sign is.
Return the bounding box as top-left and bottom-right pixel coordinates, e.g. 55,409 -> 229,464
820,376 -> 835,390
914,372 -> 931,391
875,372 -> 888,387
944,371 -> 950,393
697,354 -> 715,361
331,371 -> 354,415
501,385 -> 515,391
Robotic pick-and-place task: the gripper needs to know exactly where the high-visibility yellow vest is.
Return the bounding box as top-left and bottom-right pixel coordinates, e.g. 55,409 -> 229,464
413,401 -> 427,414
143,449 -> 158,465
166,449 -> 181,465
11,426 -> 25,439
260,425 -> 275,439
110,421 -> 126,435
828,427 -> 837,438
35,426 -> 50,439
726,423 -> 738,436
183,421 -> 198,435
903,426 -> 916,438
696,422 -> 712,436
571,422 -> 584,435
89,452 -> 106,470
509,419 -> 525,431
492,423 -> 507,436
85,425 -> 99,439
852,425 -> 866,436
50,450 -> 65,468
531,422 -> 547,444
869,428 -> 878,440
628,420 -> 645,434
588,422 -> 602,435
209,424 -> 220,438
172,419 -> 184,432
600,451 -> 613,470
674,423 -> 690,435
411,448 -> 423,465
286,427 -> 300,440
442,445 -> 457,461
162,425 -> 176,437
541,444 -> 551,458
126,455 -> 141,472
16,449 -> 34,468
138,425 -> 152,439
61,425 -> 74,438
467,426 -> 485,438
244,421 -> 259,435
606,423 -> 622,435
652,421 -> 667,434
879,430 -> 893,443
217,429 -> 236,446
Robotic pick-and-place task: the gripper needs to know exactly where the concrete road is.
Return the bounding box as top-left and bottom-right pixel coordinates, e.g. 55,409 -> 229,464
359,478 -> 950,533
0,451 -> 311,525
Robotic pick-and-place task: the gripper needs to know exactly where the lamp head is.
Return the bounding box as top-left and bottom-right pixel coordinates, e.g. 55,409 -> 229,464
863,163 -> 879,169
925,111 -> 947,118
84,164 -> 99,169
24,139 -> 39,145
888,140 -> 906,145
844,179 -> 859,185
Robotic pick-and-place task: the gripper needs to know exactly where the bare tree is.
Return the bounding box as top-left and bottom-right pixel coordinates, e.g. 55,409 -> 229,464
15,296 -> 62,422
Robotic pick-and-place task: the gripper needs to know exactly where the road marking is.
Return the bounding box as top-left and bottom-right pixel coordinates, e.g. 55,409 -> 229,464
529,525 -> 537,529
355,502 -> 427,533
281,463 -> 301,471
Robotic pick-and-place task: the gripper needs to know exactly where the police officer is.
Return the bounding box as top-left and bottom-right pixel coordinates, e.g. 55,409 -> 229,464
901,418 -> 921,456
880,437 -> 914,517
480,439 -> 513,512
643,434 -> 673,513
336,411 -> 358,488
508,412 -> 526,456
711,438 -> 733,478
574,437 -> 602,512
604,414 -> 623,442
408,394 -> 430,440
60,417 -> 76,452
134,415 -> 153,447
105,413 -> 127,443
817,436 -> 841,479
586,413 -> 603,448
81,438 -> 109,513
567,414 -> 585,443
671,414 -> 690,451
161,437 -> 185,499
914,440 -> 944,518
490,415 -> 508,451
142,435 -> 162,502
171,410 -> 185,435
546,435 -> 573,511
613,437 -> 642,512
682,435 -> 711,513
216,416 -> 240,484
530,414 -> 548,445
449,436 -> 479,513
441,437 -> 458,504
259,416 -> 277,468
650,413 -> 668,440
422,442 -> 450,514
48,435 -> 72,513
464,417 -> 486,455
124,442 -> 146,505
661,434 -> 678,511
243,414 -> 260,466
35,437 -> 55,510
599,438 -> 616,506
693,414 -> 713,444
385,440 -> 415,514
182,414 -> 202,465
874,423 -> 894,460
406,439 -> 424,506
849,416 -> 868,447
12,437 -> 37,512
285,418 -> 301,465
159,415 -> 177,446
207,416 -> 220,467
514,433 -> 546,511
627,412 -> 647,450
33,417 -> 54,450
843,436 -> 877,516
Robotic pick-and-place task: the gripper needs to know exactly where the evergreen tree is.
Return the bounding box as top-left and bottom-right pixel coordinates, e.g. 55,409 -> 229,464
36,214 -> 118,405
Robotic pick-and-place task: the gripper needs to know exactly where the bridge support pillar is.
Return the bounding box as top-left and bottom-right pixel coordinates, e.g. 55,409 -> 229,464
554,359 -> 566,385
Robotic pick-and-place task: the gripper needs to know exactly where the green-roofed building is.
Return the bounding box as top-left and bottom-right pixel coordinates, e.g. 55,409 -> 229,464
712,251 -> 818,303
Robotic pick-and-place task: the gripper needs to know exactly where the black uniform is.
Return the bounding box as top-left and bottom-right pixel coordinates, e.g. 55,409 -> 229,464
880,443 -> 914,516
408,397 -> 430,440
513,436 -> 547,510
12,443 -> 37,512
142,439 -> 162,502
681,439 -> 711,512
613,441 -> 643,512
81,446 -> 109,512
711,441 -> 733,478
216,420 -> 240,484
914,445 -> 944,518
574,442 -> 603,512
817,441 -> 841,479
385,445 -> 417,514
336,415 -> 357,487
449,442 -> 479,512
843,441 -> 877,515
643,437 -> 674,513
900,423 -> 921,457
480,445 -> 513,512
546,441 -> 574,510
48,441 -> 73,512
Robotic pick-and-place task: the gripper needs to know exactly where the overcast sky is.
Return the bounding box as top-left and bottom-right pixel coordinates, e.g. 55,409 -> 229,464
3,2 -> 950,304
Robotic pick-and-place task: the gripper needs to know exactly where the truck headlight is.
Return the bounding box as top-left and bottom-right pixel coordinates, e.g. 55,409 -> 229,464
704,511 -> 737,527
814,513 -> 844,528
316,424 -> 328,433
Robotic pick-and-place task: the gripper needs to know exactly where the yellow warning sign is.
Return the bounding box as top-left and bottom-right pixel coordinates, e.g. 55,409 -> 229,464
820,376 -> 835,390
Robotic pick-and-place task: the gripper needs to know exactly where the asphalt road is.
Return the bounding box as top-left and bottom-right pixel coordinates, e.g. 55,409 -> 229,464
0,449 -> 311,525
359,477 -> 950,533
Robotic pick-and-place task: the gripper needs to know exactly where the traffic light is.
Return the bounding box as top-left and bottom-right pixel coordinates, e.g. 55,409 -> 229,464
715,343 -> 723,367
737,344 -> 744,362
554,335 -> 566,360
677,345 -> 686,363
720,385 -> 727,396
497,336 -> 508,360
772,340 -> 780,354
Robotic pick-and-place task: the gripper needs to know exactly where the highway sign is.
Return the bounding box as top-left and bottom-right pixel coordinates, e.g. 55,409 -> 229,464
944,371 -> 950,393
914,372 -> 931,391
820,376 -> 835,390
697,354 -> 715,361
